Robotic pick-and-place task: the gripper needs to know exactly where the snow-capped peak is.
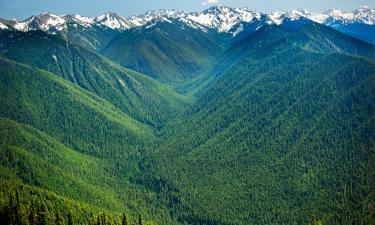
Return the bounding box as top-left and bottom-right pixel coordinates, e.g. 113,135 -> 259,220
143,16 -> 174,29
202,5 -> 233,15
313,6 -> 375,25
353,6 -> 375,24
2,6 -> 374,37
354,5 -> 372,14
266,6 -> 375,26
94,12 -> 132,29
267,11 -> 284,25
0,22 -> 8,30
324,9 -> 343,16
290,8 -> 311,18
144,9 -> 186,18
186,6 -> 261,33
64,14 -> 94,26
267,9 -> 311,25
12,12 -> 66,32
127,9 -> 186,27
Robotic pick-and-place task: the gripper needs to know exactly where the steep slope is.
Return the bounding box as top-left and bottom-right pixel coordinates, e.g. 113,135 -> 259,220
0,57 -> 151,157
283,23 -> 375,58
63,20 -> 121,51
310,6 -> 375,44
178,25 -> 291,96
63,12 -> 136,51
0,58 -> 181,225
0,118 -> 175,225
102,19 -> 230,84
0,117 -> 122,221
0,30 -> 188,128
333,23 -> 375,44
148,28 -> 375,224
212,25 -> 290,77
231,22 -> 375,65
185,22 -> 375,97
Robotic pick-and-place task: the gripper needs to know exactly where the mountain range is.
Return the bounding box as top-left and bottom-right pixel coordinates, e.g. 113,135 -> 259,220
0,4 -> 374,225
1,6 -> 375,44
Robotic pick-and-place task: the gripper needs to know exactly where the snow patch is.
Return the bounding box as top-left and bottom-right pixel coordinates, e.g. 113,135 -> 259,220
4,6 -> 375,36
73,15 -> 94,24
232,24 -> 243,36
14,21 -> 28,31
0,22 -> 8,29
95,13 -> 131,29
118,78 -> 126,87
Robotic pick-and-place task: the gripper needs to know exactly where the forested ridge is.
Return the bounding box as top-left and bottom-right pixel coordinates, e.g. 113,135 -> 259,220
0,19 -> 374,225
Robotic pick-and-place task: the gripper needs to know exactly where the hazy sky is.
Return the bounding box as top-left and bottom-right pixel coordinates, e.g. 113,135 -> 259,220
1,0 -> 374,20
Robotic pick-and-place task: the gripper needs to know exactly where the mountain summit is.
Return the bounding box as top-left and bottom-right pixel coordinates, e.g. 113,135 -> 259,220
1,6 -> 374,39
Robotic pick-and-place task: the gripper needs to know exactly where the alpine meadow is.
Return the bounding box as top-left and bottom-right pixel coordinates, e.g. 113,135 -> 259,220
0,3 -> 375,225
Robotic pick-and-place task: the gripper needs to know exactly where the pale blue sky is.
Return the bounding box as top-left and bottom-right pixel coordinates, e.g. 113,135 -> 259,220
1,0 -> 374,20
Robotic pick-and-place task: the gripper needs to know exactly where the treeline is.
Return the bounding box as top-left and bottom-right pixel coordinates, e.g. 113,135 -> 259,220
0,191 -> 151,225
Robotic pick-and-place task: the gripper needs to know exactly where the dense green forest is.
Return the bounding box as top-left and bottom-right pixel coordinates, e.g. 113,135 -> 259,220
0,186 -> 151,225
0,19 -> 374,225
0,58 -> 178,224
0,31 -> 189,128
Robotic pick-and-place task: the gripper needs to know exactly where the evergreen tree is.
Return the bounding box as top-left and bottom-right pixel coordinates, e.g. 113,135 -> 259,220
138,214 -> 144,225
36,203 -> 48,225
309,215 -> 323,225
4,193 -> 17,225
2,191 -> 28,225
28,201 -> 37,225
67,212 -> 74,225
55,211 -> 65,225
100,213 -> 106,225
14,190 -> 24,225
121,213 -> 128,225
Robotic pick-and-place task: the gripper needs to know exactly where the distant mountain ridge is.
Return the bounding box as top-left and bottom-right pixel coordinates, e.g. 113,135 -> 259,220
0,6 -> 374,43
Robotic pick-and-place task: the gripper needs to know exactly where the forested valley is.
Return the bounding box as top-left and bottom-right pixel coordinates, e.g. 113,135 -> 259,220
0,7 -> 375,225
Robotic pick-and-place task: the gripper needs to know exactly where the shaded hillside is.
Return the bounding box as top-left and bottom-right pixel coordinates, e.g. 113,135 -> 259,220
103,19 -> 230,84
148,27 -> 375,224
0,30 -> 188,128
